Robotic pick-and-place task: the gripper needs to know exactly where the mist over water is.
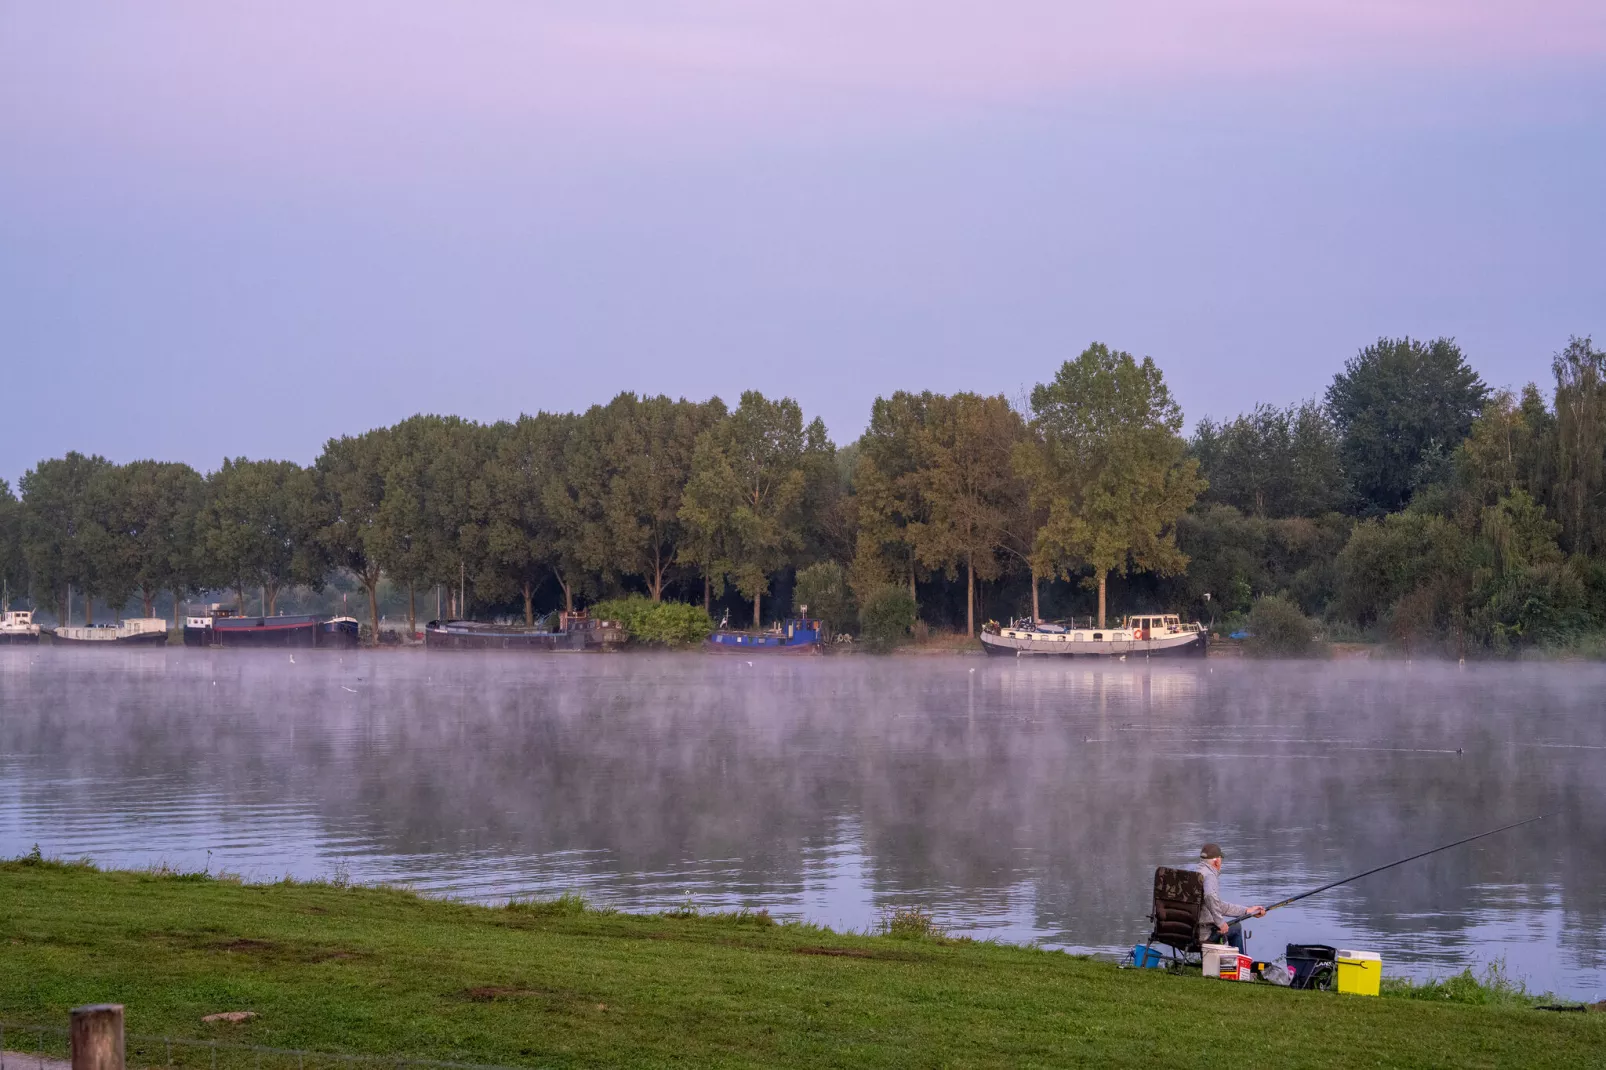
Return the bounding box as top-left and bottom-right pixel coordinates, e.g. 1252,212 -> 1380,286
0,650 -> 1601,999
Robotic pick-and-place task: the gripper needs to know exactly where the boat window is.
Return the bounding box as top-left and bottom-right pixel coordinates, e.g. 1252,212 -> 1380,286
1093,632 -> 1103,640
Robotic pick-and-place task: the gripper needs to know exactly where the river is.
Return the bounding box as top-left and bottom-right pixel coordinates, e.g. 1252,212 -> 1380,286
0,649 -> 1600,999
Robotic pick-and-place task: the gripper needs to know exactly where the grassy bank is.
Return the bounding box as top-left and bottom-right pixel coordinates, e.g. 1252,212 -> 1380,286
1,861 -> 1600,1069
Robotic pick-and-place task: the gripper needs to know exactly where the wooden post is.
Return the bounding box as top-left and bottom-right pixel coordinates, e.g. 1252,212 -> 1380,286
71,1004 -> 124,1070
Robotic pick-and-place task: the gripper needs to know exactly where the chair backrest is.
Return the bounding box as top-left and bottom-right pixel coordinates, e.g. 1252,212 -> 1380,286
1149,866 -> 1205,952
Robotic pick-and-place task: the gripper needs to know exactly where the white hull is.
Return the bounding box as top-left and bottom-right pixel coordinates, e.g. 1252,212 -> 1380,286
980,625 -> 1205,658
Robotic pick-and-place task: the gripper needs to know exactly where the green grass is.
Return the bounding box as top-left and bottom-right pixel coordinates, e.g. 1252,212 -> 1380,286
0,860 -> 1601,1069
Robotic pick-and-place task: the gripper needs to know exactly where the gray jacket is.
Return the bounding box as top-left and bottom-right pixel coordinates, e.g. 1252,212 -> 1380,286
1196,860 -> 1248,942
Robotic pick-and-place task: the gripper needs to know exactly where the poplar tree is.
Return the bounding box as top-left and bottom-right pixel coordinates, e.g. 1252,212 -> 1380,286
315,429 -> 391,634
1023,343 -> 1204,628
116,460 -> 205,619
0,479 -> 21,609
848,393 -> 933,604
19,452 -> 111,624
1552,336 -> 1606,555
682,391 -> 829,628
197,458 -> 324,615
598,394 -> 726,601
908,393 -> 1028,636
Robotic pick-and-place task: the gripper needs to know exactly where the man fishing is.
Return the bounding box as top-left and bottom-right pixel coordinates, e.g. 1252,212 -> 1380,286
1196,843 -> 1265,953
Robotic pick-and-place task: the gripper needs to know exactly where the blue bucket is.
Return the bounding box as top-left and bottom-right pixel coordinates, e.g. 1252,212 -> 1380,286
1131,944 -> 1166,969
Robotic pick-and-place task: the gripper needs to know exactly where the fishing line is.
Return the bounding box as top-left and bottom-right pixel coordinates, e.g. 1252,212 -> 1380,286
1229,812 -> 1555,924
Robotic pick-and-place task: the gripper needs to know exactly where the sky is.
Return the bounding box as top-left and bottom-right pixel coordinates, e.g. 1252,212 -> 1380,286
3,2 -> 1605,484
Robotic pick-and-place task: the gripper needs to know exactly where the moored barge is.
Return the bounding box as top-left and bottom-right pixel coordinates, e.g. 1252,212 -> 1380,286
705,616 -> 822,654
50,618 -> 170,646
424,611 -> 622,651
980,613 -> 1206,657
184,606 -> 360,648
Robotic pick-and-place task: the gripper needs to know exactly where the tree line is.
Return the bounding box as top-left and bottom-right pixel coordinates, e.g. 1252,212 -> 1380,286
3,335 -> 1604,654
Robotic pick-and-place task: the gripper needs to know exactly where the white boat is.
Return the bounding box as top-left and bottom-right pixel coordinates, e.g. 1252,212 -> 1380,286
0,610 -> 42,645
980,613 -> 1206,658
50,618 -> 170,647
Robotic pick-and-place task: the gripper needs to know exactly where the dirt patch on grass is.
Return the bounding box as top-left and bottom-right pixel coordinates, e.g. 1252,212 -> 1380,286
794,946 -> 914,961
217,938 -> 278,954
463,986 -> 543,1002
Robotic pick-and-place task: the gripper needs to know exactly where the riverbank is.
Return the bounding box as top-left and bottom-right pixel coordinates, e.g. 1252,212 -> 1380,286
1,861 -> 1599,1068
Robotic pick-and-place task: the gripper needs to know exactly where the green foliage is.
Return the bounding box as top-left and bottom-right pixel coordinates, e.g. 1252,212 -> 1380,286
858,585 -> 918,650
1245,594 -> 1318,657
1024,342 -> 1204,625
1192,400 -> 1349,517
1381,959 -> 1543,1008
792,561 -> 855,635
18,451 -> 113,621
0,478 -> 25,608
589,595 -> 712,646
1327,336 -> 1488,514
681,391 -> 832,628
1552,335 -> 1606,554
876,905 -> 946,940
316,429 -> 391,634
197,458 -> 325,614
907,392 -> 1030,635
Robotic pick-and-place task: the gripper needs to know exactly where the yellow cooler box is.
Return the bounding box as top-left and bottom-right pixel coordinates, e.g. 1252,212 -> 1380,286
1336,949 -> 1381,996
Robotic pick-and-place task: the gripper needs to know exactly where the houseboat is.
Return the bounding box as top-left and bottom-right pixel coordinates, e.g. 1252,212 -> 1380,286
0,610 -> 42,645
979,613 -> 1206,658
705,616 -> 822,654
424,610 -> 623,651
184,606 -> 360,648
50,618 -> 170,646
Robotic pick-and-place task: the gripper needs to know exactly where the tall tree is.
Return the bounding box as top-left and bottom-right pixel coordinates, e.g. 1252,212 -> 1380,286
1551,336 -> 1606,555
114,460 -> 205,619
372,415 -> 481,631
1326,336 -> 1488,513
1453,385 -> 1555,513
849,392 -> 933,605
469,414 -> 561,623
594,394 -> 725,602
1193,401 -> 1348,517
1023,343 -> 1204,627
316,429 -> 391,634
0,479 -> 24,610
908,393 -> 1028,636
682,391 -> 829,628
197,458 -> 325,615
19,452 -> 112,624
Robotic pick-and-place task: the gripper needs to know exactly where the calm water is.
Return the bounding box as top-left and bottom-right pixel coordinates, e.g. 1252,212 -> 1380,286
0,649 -> 1602,999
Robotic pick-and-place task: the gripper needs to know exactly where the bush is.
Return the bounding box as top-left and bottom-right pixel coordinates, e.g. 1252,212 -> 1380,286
1245,594 -> 1317,657
793,562 -> 856,636
858,586 -> 918,651
589,596 -> 713,647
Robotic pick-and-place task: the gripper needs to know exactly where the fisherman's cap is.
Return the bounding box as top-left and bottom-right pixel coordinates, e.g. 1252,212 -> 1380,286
1199,843 -> 1224,860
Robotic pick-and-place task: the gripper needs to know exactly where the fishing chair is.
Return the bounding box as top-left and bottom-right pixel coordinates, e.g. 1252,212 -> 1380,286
1145,866 -> 1206,967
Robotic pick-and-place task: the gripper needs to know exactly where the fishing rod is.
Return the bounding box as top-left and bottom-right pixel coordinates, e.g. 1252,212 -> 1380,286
1228,812 -> 1555,924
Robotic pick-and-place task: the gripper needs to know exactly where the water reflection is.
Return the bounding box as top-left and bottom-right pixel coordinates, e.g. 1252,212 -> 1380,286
0,649 -> 1601,998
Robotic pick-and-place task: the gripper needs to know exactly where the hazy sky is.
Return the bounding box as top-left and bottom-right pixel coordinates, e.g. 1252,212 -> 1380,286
3,3 -> 1604,484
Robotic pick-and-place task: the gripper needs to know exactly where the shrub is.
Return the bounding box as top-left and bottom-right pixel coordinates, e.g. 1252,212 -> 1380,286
858,586 -> 918,651
877,905 -> 945,940
589,596 -> 713,647
793,562 -> 856,636
1245,593 -> 1317,656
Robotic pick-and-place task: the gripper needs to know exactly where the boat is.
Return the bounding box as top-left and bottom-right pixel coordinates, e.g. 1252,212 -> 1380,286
50,618 -> 169,646
184,605 -> 361,649
979,613 -> 1206,658
705,616 -> 822,654
0,610 -> 42,645
424,610 -> 623,651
